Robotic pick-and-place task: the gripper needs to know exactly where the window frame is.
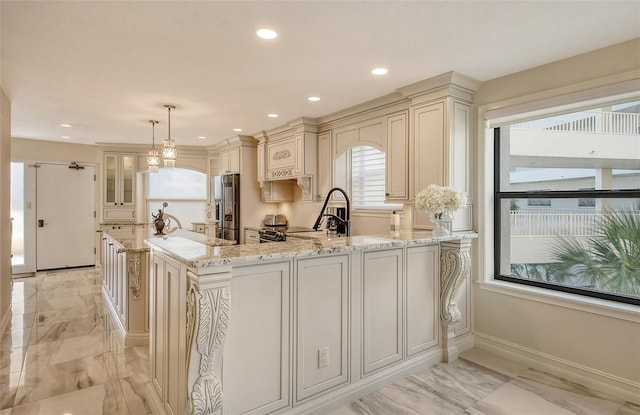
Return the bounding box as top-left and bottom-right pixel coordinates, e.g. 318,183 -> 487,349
493,127 -> 640,306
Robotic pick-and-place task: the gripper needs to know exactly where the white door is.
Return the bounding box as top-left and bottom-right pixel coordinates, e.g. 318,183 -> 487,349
36,163 -> 95,270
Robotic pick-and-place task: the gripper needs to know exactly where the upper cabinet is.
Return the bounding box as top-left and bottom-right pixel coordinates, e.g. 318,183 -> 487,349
103,152 -> 136,221
385,111 -> 409,201
316,131 -> 332,200
403,75 -> 476,231
219,146 -> 240,174
256,119 -> 318,201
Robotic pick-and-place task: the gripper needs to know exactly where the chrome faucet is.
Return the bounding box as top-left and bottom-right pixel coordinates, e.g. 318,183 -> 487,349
312,187 -> 351,237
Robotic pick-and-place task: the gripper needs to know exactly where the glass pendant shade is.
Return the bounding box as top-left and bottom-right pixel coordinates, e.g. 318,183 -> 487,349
162,105 -> 177,168
147,120 -> 160,172
163,139 -> 176,168
147,148 -> 159,171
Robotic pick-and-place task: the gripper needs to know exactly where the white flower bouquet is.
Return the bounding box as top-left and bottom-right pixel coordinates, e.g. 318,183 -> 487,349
415,184 -> 466,219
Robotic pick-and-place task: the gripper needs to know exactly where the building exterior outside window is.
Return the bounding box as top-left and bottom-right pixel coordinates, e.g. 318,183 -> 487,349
495,100 -> 640,305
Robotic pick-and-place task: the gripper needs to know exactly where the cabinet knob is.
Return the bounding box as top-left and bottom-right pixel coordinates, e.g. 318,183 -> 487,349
385,192 -> 390,197
120,202 -> 123,206
109,243 -> 113,246
114,203 -> 117,206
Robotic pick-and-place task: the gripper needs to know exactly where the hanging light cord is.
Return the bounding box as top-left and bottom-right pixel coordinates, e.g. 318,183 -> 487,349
167,106 -> 172,140
151,120 -> 156,148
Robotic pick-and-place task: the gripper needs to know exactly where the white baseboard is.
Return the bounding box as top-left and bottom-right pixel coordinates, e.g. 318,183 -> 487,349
474,332 -> 640,403
145,382 -> 167,415
0,306 -> 11,335
456,333 -> 475,354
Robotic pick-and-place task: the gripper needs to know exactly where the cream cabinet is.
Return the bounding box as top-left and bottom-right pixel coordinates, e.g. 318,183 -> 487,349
224,262 -> 291,415
385,111 -> 409,201
257,143 -> 265,181
362,248 -> 403,375
263,132 -> 317,180
149,251 -> 188,415
295,254 -> 349,402
103,153 -> 136,222
411,98 -> 472,231
316,131 -> 332,200
405,244 -> 439,356
101,230 -> 149,346
244,228 -> 260,244
219,147 -> 240,173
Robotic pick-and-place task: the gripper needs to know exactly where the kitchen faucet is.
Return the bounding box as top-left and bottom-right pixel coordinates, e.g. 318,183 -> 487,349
312,187 -> 351,237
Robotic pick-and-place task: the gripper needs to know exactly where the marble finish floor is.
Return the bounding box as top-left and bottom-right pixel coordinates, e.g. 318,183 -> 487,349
2,268 -> 639,414
1,268 -> 150,415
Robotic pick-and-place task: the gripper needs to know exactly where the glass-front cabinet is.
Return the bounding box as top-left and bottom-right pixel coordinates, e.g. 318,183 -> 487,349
103,153 -> 136,221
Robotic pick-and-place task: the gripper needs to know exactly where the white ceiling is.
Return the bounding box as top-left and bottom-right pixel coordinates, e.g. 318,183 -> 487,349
1,1 -> 639,148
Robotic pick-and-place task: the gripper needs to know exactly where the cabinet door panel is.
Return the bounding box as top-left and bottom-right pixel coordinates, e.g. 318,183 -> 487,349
164,259 -> 184,415
362,249 -> 403,375
228,147 -> 241,173
413,101 -> 445,192
227,262 -> 291,415
406,245 -> 439,356
105,154 -> 117,205
296,255 -> 349,401
386,112 -> 408,200
149,254 -> 165,398
317,132 -> 332,200
121,154 -> 135,205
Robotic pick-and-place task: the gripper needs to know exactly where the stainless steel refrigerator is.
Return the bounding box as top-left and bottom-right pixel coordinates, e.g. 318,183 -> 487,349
214,173 -> 240,243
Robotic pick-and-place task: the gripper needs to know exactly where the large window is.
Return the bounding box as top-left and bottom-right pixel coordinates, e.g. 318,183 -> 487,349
147,168 -> 206,227
350,145 -> 402,211
494,100 -> 640,305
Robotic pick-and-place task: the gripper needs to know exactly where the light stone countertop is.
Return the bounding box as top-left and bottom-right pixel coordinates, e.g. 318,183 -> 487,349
101,227 -> 236,253
145,230 -> 478,269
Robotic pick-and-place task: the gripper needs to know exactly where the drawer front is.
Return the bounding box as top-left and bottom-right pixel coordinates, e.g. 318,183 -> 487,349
104,208 -> 135,221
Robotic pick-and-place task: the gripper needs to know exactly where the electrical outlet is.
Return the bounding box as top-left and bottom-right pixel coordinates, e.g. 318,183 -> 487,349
318,347 -> 329,368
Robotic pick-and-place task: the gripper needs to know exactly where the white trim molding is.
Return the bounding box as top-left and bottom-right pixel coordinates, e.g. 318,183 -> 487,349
478,280 -> 640,324
474,332 -> 640,404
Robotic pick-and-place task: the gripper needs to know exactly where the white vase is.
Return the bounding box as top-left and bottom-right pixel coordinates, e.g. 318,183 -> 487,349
430,211 -> 453,237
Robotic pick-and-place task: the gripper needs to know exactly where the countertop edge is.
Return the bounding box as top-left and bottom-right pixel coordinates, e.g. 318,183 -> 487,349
145,231 -> 478,270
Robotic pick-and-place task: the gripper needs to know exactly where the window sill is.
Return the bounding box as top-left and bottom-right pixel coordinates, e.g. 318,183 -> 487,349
478,279 -> 640,323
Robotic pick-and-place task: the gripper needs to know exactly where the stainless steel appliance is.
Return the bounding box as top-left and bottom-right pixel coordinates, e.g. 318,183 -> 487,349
264,214 -> 287,226
214,173 -> 240,243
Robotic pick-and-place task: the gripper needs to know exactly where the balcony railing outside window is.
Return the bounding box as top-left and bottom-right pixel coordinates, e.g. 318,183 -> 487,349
512,111 -> 640,135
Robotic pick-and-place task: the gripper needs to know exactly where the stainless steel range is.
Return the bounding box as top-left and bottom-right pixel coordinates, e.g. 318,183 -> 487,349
258,215 -> 315,243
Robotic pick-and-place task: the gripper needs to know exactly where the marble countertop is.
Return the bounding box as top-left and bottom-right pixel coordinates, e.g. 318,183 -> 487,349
101,227 -> 236,253
145,230 -> 478,269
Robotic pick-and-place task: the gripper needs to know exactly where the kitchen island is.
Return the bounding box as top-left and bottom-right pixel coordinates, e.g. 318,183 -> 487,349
99,227 -> 235,346
145,231 -> 476,415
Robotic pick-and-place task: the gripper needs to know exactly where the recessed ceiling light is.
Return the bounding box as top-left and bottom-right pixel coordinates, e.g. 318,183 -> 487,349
307,96 -> 321,102
198,136 -> 207,139
371,68 -> 388,75
233,128 -> 243,132
60,123 -> 72,128
257,29 -> 277,40
267,113 -> 279,118
61,135 -> 70,139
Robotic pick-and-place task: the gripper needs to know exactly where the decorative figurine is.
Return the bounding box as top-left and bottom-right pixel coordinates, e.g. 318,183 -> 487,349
152,202 -> 169,235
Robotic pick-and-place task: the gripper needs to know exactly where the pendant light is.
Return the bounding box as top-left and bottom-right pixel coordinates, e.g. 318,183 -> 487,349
162,104 -> 177,168
147,120 -> 160,172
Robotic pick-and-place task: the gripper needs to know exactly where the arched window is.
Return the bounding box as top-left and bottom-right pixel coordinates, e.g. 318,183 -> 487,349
146,168 -> 206,226
350,145 -> 402,211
